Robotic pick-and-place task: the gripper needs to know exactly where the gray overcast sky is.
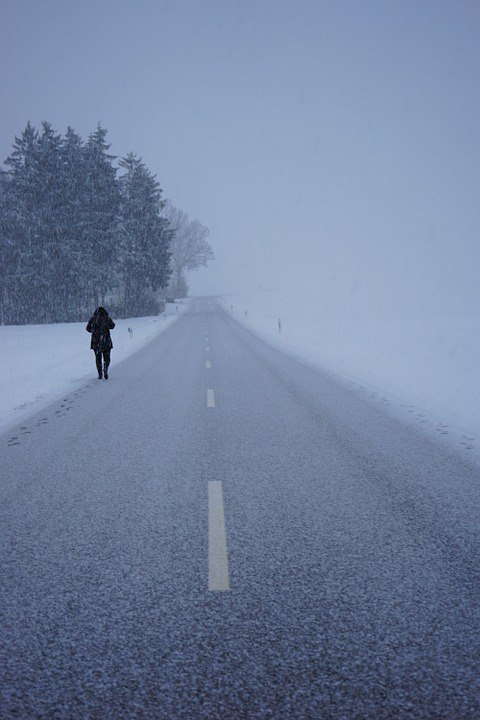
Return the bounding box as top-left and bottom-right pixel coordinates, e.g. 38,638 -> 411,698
1,0 -> 480,310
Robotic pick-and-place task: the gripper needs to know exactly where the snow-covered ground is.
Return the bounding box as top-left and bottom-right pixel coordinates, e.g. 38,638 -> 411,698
2,292 -> 478,463
221,291 -> 480,461
0,302 -> 187,434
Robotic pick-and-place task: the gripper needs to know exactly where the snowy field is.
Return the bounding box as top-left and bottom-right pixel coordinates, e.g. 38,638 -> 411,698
0,302 -> 187,434
221,292 -> 480,462
2,293 -> 479,463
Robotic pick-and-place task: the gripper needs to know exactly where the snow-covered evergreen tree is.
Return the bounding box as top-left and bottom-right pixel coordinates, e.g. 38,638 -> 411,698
0,169 -> 19,324
3,122 -> 41,323
2,122 -> 72,322
0,121 -> 209,323
60,127 -> 88,319
82,125 -> 121,309
118,153 -> 172,316
34,122 -> 64,321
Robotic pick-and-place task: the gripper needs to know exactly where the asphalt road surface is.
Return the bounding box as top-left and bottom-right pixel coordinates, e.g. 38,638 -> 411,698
1,298 -> 480,719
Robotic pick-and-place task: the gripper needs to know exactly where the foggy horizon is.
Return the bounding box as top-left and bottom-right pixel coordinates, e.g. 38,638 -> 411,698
2,0 -> 480,314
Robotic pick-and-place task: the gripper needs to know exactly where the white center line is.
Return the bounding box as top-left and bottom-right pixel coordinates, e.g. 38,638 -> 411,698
206,360 -> 211,369
207,388 -> 215,407
208,481 -> 230,591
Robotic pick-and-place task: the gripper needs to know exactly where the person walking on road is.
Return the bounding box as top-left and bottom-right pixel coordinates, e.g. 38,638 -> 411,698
86,306 -> 115,380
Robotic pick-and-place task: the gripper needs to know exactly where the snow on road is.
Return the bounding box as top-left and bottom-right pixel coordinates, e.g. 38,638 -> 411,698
0,301 -> 187,434
3,297 -> 480,718
2,291 -> 479,463
222,291 -> 480,462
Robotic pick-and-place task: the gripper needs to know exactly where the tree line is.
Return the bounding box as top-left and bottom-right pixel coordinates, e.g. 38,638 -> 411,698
0,121 -> 212,325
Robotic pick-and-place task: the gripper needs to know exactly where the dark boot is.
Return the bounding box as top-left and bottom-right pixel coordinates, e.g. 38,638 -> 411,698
103,363 -> 109,380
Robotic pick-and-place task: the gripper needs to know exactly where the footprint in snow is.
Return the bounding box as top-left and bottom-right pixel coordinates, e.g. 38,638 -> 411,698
460,435 -> 475,450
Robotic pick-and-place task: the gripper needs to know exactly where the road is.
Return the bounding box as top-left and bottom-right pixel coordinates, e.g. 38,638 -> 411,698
1,298 -> 480,719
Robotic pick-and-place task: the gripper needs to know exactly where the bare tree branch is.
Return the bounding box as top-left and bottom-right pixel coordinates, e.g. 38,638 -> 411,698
163,201 -> 213,296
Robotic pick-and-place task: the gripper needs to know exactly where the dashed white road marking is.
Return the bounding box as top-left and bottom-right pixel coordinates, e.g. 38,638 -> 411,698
206,360 -> 211,369
207,389 -> 215,407
208,481 -> 230,591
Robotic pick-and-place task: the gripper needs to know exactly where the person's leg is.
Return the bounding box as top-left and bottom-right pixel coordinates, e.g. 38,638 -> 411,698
95,350 -> 103,379
103,349 -> 111,379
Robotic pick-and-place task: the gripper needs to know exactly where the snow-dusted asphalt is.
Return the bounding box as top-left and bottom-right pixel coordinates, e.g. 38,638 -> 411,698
1,298 -> 480,719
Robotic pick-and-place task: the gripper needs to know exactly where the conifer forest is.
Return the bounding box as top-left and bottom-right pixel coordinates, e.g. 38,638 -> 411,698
0,122 -> 210,325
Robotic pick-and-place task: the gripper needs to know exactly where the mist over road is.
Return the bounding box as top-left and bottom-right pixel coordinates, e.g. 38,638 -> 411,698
1,298 -> 479,719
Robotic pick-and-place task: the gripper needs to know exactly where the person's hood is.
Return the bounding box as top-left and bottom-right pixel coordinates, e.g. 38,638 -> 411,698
95,306 -> 108,317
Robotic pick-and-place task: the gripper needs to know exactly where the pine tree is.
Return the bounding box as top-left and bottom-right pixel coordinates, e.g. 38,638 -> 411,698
60,127 -> 88,319
3,122 -> 41,323
0,169 -> 18,324
82,124 -> 120,309
118,153 -> 172,316
34,122 -> 64,321
2,122 -> 68,322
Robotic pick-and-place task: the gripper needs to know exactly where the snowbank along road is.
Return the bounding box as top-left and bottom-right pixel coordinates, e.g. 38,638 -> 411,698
1,297 -> 480,719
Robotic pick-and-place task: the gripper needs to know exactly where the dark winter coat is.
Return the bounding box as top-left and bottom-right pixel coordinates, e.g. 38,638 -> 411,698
86,307 -> 115,351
